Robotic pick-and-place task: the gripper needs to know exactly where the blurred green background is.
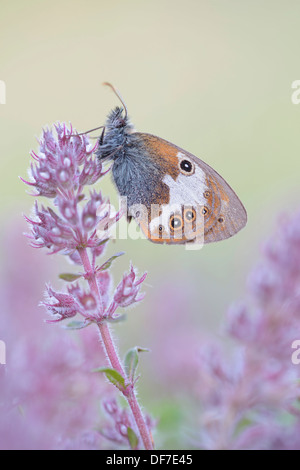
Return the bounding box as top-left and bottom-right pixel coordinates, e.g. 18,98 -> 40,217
1,0 -> 300,448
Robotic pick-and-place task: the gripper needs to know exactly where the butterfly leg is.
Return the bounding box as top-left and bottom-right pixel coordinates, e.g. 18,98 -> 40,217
99,126 -> 106,145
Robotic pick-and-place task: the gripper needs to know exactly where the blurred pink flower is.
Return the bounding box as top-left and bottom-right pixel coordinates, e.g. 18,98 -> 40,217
146,210 -> 300,450
196,211 -> 300,449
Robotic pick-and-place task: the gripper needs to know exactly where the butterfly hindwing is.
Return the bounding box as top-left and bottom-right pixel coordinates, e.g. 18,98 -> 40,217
122,133 -> 247,245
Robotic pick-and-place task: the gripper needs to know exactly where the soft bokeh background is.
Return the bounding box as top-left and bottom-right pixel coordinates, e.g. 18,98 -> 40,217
1,0 -> 300,449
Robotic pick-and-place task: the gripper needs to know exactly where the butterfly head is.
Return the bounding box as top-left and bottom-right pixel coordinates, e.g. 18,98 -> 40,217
96,82 -> 136,163
106,106 -> 129,130
96,106 -> 134,162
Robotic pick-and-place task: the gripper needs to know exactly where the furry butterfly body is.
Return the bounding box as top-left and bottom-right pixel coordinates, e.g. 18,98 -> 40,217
96,88 -> 247,245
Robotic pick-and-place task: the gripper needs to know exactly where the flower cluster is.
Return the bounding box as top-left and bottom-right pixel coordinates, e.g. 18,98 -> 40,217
21,124 -> 102,198
42,265 -> 145,324
22,124 -> 116,260
23,123 -> 146,325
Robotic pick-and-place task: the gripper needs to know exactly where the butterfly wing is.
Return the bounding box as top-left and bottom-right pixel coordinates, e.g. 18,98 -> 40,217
116,132 -> 247,244
179,143 -> 248,244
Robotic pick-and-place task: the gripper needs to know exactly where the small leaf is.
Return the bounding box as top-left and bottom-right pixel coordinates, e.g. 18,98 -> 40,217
99,252 -> 125,271
62,320 -> 91,330
136,347 -> 150,353
124,348 -> 139,381
124,346 -> 149,381
59,273 -> 82,282
96,238 -> 109,247
106,314 -> 127,323
127,427 -> 139,450
93,367 -> 125,390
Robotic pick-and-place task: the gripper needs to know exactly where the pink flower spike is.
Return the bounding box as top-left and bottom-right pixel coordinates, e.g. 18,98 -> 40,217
22,121 -> 153,450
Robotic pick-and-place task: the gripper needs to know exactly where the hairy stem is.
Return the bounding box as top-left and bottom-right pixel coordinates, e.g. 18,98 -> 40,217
77,247 -> 153,450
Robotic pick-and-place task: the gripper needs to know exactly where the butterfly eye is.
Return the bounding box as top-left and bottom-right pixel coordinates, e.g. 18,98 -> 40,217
169,215 -> 183,231
184,208 -> 196,222
218,216 -> 224,223
204,190 -> 211,199
179,158 -> 195,175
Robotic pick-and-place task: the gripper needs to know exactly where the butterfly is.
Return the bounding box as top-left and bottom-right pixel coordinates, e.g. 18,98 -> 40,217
91,83 -> 247,245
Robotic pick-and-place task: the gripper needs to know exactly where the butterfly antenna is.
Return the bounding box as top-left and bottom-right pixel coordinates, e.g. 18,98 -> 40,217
103,82 -> 128,120
69,125 -> 105,137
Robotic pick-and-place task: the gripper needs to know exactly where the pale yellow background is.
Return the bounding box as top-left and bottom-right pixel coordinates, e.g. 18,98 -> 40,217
1,0 -> 300,442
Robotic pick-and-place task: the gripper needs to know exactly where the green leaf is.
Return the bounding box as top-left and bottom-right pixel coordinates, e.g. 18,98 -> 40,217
99,252 -> 125,271
93,367 -> 125,390
124,347 -> 149,381
96,238 -> 109,247
59,273 -> 82,282
62,320 -> 91,330
234,415 -> 254,438
124,348 -> 138,381
106,314 -> 127,323
127,427 -> 139,450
